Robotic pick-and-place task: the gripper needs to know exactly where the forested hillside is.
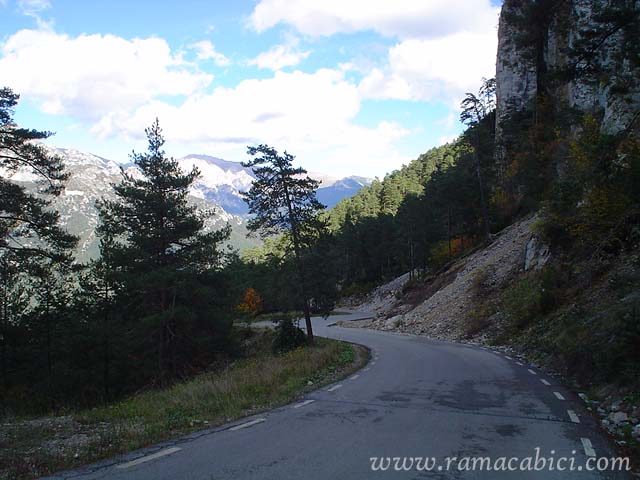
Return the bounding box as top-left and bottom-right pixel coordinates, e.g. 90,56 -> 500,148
238,0 -> 640,396
1,0 -> 639,442
329,0 -> 640,405
240,80 -> 499,299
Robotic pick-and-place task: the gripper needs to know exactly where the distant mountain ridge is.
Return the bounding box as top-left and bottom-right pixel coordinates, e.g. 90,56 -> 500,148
316,176 -> 371,209
170,153 -> 372,213
3,147 -> 371,261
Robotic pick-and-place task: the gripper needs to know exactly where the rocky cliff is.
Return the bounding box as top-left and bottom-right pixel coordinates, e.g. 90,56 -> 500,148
495,0 -> 640,166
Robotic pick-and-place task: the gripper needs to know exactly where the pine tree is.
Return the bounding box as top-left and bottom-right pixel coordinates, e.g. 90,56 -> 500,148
26,256 -> 75,407
460,78 -> 496,241
0,87 -> 76,260
0,252 -> 29,405
0,88 -> 76,410
242,144 -> 325,344
99,119 -> 230,378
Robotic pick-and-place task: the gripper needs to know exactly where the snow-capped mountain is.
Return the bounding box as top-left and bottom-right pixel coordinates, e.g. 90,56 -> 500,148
5,148 -> 255,262
172,154 -> 372,214
316,176 -> 372,208
4,148 -> 371,262
176,154 -> 256,215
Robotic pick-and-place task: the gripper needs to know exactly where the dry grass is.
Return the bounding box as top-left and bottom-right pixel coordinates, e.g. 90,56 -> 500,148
1,332 -> 367,480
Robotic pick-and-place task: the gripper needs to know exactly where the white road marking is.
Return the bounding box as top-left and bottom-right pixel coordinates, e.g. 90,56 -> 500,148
568,410 -> 580,423
349,374 -> 360,380
116,447 -> 181,469
527,369 -> 537,375
540,379 -> 551,386
327,384 -> 342,392
554,391 -> 566,400
293,400 -> 315,409
229,418 -> 266,431
581,438 -> 596,457
516,362 -> 523,366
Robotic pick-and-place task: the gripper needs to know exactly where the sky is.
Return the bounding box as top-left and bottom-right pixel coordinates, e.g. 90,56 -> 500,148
0,0 -> 502,178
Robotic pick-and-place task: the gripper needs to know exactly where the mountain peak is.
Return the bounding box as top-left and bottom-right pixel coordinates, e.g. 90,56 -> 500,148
181,154 -> 249,174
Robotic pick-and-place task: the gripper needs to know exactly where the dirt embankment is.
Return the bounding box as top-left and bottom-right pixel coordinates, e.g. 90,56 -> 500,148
343,215 -> 548,341
342,215 -> 640,468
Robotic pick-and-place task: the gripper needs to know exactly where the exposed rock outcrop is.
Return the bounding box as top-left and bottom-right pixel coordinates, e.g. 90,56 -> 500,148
496,0 -> 640,167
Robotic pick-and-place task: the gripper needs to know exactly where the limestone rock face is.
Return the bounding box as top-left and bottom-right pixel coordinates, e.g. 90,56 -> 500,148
495,0 -> 537,166
524,236 -> 550,271
496,0 -> 640,163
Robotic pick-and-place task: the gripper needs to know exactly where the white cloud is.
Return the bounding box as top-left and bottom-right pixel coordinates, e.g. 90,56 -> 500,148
92,69 -> 410,177
17,0 -> 53,29
190,40 -> 230,66
250,0 -> 499,106
357,68 -> 412,101
359,29 -> 498,103
0,29 -> 213,120
248,43 -> 310,70
250,0 -> 499,40
17,0 -> 51,14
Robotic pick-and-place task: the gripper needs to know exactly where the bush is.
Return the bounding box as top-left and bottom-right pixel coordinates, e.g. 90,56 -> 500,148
272,318 -> 307,354
501,268 -> 557,329
341,281 -> 378,298
550,302 -> 640,385
464,266 -> 499,338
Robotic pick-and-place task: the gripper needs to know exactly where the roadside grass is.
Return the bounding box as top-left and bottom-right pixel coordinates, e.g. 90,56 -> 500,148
1,331 -> 367,480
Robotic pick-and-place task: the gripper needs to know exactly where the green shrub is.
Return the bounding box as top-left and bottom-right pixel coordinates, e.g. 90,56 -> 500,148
550,302 -> 640,385
465,266 -> 499,337
272,318 -> 307,354
341,281 -> 378,298
501,268 -> 557,329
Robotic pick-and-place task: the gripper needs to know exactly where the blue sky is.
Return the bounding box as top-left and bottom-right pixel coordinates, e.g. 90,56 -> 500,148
0,0 -> 502,178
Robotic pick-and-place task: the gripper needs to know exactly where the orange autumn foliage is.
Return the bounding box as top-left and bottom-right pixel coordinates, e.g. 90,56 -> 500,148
236,287 -> 263,317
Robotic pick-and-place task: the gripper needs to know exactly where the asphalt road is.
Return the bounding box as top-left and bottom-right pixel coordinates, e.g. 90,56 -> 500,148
45,311 -> 631,479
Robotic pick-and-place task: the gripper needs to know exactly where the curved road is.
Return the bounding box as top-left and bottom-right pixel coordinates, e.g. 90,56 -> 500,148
46,311 -> 630,479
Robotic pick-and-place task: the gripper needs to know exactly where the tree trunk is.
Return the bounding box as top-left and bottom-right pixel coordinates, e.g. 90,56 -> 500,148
472,133 -> 492,242
159,287 -> 167,380
45,285 -> 53,408
1,271 -> 7,390
281,175 -> 314,344
169,288 -> 177,375
409,239 -> 415,279
103,283 -> 110,400
447,208 -> 452,259
303,298 -> 314,345
474,153 -> 492,242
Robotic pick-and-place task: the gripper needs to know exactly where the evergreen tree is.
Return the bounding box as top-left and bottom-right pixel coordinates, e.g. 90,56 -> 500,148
99,119 -> 230,378
460,77 -> 496,241
0,251 -> 29,412
25,257 -> 75,407
242,144 -> 325,343
0,87 -> 77,261
0,88 -> 76,411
